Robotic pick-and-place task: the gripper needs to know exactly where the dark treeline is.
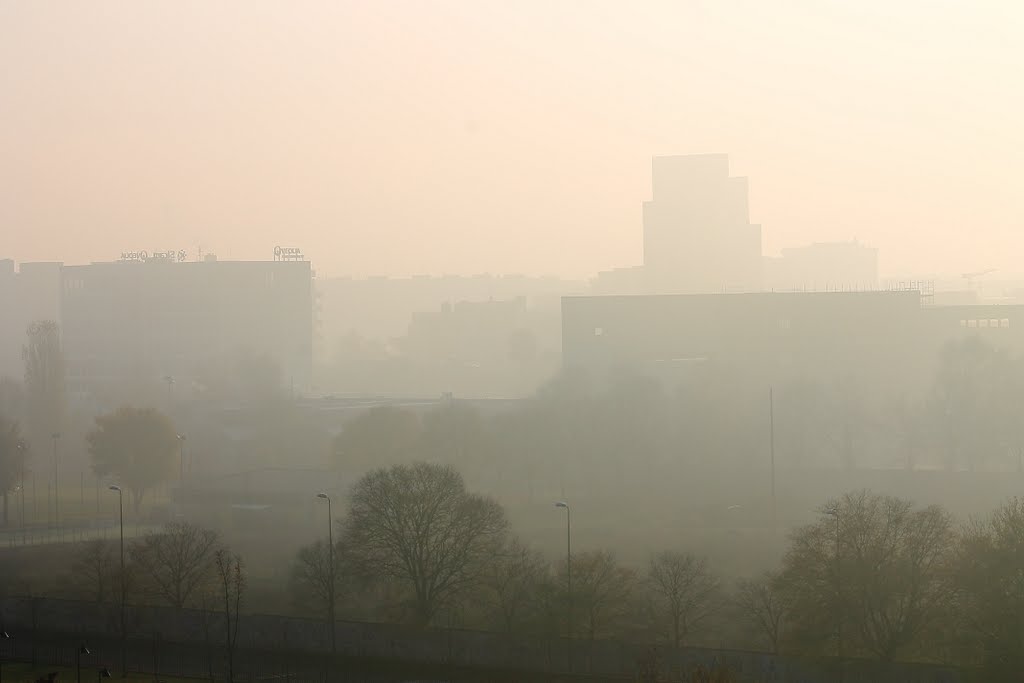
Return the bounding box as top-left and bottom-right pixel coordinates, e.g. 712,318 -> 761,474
10,466 -> 1024,682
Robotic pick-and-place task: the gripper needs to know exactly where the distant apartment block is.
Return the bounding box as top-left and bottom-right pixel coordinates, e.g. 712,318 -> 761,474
764,241 -> 879,291
57,257 -> 313,399
0,259 -> 63,380
591,154 -> 762,295
562,291 -> 1024,388
643,154 -> 762,293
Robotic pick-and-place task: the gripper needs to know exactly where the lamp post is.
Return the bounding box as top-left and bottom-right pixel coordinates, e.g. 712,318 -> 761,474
177,435 -> 186,514
77,644 -> 90,683
109,485 -> 126,678
163,375 -> 175,404
1,630 -> 10,683
52,432 -> 60,534
97,667 -> 112,682
554,500 -> 572,672
826,506 -> 844,683
17,442 -> 25,546
316,493 -> 337,656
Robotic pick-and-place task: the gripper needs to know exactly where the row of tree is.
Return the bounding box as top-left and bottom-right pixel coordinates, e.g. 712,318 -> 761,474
47,457 -> 1024,680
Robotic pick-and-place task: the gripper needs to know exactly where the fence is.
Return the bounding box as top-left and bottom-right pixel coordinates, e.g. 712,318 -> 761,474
0,597 -> 964,683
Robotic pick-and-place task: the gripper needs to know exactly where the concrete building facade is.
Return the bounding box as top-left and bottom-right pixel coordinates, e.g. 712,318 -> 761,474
58,258 -> 313,399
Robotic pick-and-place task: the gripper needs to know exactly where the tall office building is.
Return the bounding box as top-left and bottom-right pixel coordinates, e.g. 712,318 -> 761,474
642,154 -> 762,293
60,257 -> 313,399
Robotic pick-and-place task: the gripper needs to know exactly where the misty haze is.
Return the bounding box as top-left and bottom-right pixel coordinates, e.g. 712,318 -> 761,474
2,2 -> 1024,683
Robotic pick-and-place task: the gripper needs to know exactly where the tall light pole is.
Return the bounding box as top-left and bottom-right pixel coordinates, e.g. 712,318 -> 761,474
1,630 -> 11,683
52,432 -> 60,533
316,493 -> 337,656
177,435 -> 186,514
554,500 -> 572,672
17,442 -> 26,546
109,485 -> 126,678
77,644 -> 90,683
163,375 -> 175,405
769,387 -> 777,529
826,506 -> 844,683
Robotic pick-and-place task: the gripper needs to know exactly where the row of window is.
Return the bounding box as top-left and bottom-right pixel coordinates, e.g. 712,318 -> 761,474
960,319 -> 1011,328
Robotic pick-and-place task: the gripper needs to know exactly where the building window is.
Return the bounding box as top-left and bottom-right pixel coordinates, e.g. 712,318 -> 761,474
980,319 -> 989,328
1002,319 -> 1011,328
968,319 -> 977,328
959,320 -> 967,328
594,327 -> 604,336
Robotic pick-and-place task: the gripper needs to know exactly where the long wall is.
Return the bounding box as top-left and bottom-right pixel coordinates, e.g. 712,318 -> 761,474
0,597 -> 963,683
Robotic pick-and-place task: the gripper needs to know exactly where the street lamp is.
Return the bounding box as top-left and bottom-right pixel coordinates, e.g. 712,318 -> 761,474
554,501 -> 572,672
1,630 -> 11,683
177,435 -> 186,513
16,442 -> 26,546
77,644 -> 90,683
109,485 -> 126,678
316,493 -> 337,656
825,506 -> 844,683
97,667 -> 112,682
52,432 -> 60,533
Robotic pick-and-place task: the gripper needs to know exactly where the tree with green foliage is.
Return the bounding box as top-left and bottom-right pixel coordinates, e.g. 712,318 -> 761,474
87,406 -> 178,513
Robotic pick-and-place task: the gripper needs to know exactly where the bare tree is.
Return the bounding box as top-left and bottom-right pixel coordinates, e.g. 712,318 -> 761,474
954,497 -> 1024,679
565,550 -> 637,641
289,538 -> 344,617
481,536 -> 549,632
132,522 -> 221,609
342,462 -> 508,625
734,571 -> 788,654
214,549 -> 245,683
781,491 -> 955,662
0,416 -> 26,526
647,551 -> 720,648
22,320 -> 65,450
69,539 -> 117,603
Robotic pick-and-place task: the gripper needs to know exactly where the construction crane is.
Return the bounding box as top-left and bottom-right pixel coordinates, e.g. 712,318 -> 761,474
962,268 -> 996,292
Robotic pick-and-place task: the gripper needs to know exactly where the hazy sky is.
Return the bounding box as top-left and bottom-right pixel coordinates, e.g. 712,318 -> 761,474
2,1 -> 1022,279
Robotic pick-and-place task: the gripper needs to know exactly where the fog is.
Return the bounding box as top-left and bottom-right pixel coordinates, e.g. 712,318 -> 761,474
3,2 -> 1024,682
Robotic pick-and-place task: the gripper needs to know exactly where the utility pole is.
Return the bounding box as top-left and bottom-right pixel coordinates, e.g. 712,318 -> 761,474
52,432 -> 60,533
769,387 -> 777,529
827,507 -> 845,683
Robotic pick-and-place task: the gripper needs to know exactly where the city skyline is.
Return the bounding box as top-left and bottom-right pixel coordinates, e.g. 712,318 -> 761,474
4,1 -> 1023,279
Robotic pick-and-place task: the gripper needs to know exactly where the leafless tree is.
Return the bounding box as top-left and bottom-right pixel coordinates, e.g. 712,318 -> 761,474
214,549 -> 245,683
70,539 -> 117,603
565,550 -> 637,641
481,536 -> 549,632
647,551 -> 720,648
734,571 -> 788,654
342,462 -> 508,625
132,521 -> 221,609
0,416 -> 26,526
22,320 -> 65,450
781,491 -> 955,662
289,537 -> 344,617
